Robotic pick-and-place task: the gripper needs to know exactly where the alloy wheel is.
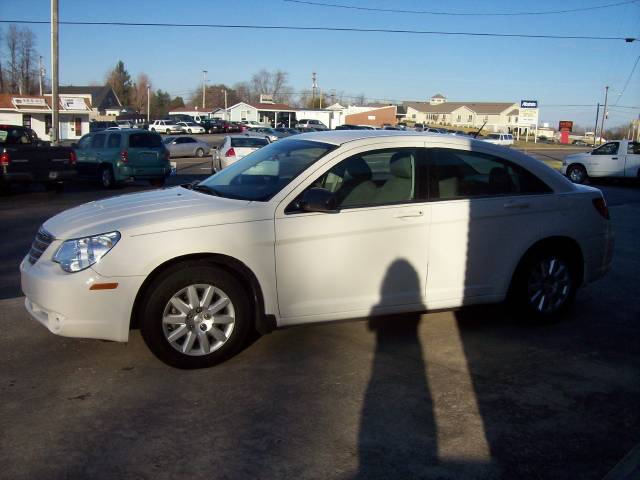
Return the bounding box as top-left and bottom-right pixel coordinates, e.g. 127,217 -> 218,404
526,256 -> 572,314
161,284 -> 236,356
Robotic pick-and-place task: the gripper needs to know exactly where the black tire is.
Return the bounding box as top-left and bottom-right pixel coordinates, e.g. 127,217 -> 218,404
140,263 -> 252,369
100,165 -> 115,189
188,129 -> 192,134
166,129 -> 171,135
151,128 -> 156,132
195,147 -> 205,158
149,177 -> 166,188
567,164 -> 588,184
509,248 -> 578,323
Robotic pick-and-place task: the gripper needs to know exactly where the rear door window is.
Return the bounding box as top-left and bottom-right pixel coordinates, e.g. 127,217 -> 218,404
107,133 -> 121,148
91,134 -> 106,149
428,148 -> 551,200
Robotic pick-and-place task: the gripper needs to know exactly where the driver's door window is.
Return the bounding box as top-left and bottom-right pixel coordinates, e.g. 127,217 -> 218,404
593,142 -> 619,155
311,148 -> 421,208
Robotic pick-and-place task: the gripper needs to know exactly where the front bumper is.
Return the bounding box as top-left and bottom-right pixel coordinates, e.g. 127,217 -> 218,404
20,256 -> 145,342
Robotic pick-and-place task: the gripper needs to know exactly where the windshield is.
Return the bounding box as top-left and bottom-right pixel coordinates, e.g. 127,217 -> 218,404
197,139 -> 335,201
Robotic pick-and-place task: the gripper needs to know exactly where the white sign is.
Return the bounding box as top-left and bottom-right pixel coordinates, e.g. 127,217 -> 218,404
367,115 -> 376,120
259,94 -> 274,104
519,108 -> 538,126
61,97 -> 87,110
13,97 -> 47,107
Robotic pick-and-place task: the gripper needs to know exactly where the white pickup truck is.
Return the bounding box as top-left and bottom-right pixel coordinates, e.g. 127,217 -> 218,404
562,140 -> 640,184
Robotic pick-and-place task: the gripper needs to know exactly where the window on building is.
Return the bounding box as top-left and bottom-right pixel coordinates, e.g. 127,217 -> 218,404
467,115 -> 472,122
22,114 -> 32,129
412,113 -> 416,119
456,115 -> 461,122
241,110 -> 248,121
515,117 -> 518,123
484,116 -> 488,122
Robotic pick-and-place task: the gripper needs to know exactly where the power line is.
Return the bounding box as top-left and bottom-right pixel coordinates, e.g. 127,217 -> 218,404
283,0 -> 640,17
0,19 -> 636,42
614,55 -> 640,105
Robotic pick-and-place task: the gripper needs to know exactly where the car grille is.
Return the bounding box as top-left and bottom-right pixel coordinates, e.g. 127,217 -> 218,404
28,228 -> 54,265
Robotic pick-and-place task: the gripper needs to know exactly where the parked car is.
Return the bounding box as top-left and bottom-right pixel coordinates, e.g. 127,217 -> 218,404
246,127 -> 286,142
335,124 -> 372,130
21,131 -> 613,368
0,124 -> 76,190
212,135 -> 270,171
73,129 -> 170,188
150,120 -> 184,134
164,136 -> 211,158
572,139 -> 589,147
296,119 -> 328,130
177,122 -> 206,134
562,140 -> 640,184
413,123 -> 425,132
274,127 -> 301,136
240,120 -> 267,129
483,133 -> 514,146
89,121 -> 118,132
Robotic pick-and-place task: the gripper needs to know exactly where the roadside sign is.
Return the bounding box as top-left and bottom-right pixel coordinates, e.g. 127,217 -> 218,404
559,121 -> 573,132
520,100 -> 538,108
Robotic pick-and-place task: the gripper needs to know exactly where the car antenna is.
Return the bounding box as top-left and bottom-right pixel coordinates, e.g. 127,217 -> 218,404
473,121 -> 487,138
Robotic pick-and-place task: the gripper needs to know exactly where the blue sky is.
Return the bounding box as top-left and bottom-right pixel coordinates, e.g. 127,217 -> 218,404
2,0 -> 639,127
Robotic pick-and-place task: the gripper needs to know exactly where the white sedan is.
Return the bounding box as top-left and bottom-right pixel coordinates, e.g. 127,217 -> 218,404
213,135 -> 270,171
21,131 -> 613,369
177,122 -> 206,134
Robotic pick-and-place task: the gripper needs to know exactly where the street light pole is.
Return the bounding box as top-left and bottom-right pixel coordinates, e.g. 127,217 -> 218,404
593,102 -> 600,144
51,0 -> 59,145
202,70 -> 207,109
222,89 -> 228,121
146,84 -> 150,123
598,86 -> 609,145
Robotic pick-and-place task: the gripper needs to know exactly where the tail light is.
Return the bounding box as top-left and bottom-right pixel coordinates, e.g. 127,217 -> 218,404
120,150 -> 128,163
592,197 -> 610,220
225,147 -> 236,157
69,150 -> 77,166
0,151 -> 9,166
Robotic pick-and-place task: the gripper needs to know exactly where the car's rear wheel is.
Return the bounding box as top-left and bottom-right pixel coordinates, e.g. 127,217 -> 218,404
510,249 -> 577,322
140,264 -> 252,369
567,164 -> 588,184
195,147 -> 204,158
100,165 -> 115,189
188,129 -> 192,133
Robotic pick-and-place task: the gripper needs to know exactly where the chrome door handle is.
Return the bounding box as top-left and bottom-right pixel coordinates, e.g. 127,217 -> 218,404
504,200 -> 530,209
393,209 -> 424,218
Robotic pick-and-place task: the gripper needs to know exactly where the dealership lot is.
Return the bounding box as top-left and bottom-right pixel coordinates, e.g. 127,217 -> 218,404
1,149 -> 639,479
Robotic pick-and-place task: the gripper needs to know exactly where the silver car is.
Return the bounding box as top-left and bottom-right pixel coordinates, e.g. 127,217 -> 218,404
163,136 -> 211,158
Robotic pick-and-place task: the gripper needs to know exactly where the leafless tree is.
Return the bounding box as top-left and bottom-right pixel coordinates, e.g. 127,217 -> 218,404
5,25 -> 20,93
18,27 -> 36,95
131,72 -> 151,113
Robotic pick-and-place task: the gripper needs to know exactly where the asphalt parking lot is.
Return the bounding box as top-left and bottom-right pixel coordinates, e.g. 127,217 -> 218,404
1,148 -> 639,479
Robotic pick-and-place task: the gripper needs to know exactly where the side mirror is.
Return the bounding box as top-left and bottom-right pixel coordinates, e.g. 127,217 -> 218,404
298,187 -> 338,213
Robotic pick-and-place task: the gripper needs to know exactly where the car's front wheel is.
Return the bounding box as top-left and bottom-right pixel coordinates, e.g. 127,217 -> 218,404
195,147 -> 204,158
140,264 -> 252,369
510,249 -> 577,322
567,164 -> 588,184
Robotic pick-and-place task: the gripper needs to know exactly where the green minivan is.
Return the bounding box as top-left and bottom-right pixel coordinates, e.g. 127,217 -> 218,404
73,129 -> 171,188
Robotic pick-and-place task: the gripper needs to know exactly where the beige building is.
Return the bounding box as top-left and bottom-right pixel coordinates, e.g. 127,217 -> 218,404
405,94 -> 533,134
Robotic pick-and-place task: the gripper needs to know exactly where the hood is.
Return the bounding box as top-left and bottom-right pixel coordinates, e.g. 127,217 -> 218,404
43,187 -> 267,239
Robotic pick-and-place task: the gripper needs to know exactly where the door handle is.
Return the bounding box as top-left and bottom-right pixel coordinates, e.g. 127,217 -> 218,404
611,157 -> 618,160
503,200 -> 530,209
393,209 -> 424,218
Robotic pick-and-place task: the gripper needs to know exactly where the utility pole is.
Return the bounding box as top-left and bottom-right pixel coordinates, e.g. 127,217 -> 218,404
38,55 -> 45,96
598,86 -> 609,145
319,89 -> 323,109
202,70 -> 207,109
51,0 -> 59,145
222,89 -> 228,121
593,103 -> 600,144
146,84 -> 150,123
311,72 -> 317,107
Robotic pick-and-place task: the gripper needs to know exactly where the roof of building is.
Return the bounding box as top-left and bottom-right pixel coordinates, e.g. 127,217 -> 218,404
404,101 -> 516,115
506,109 -> 519,116
250,102 -> 296,111
0,93 -> 91,111
431,93 -> 445,99
57,85 -> 120,108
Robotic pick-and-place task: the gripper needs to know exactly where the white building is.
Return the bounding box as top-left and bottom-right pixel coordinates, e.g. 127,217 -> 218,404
0,93 -> 91,140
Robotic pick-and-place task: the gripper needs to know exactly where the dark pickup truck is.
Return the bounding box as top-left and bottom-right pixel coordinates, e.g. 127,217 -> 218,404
0,125 -> 77,189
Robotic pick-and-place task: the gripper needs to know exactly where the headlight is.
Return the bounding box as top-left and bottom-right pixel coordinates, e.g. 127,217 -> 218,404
53,231 -> 121,273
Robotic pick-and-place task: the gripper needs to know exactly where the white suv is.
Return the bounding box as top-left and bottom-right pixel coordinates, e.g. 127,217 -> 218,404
21,131 -> 613,368
483,133 -> 514,146
150,120 -> 184,134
